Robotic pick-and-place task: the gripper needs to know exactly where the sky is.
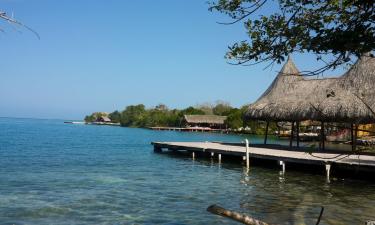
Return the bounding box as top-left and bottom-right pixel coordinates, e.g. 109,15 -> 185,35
0,0 -> 345,120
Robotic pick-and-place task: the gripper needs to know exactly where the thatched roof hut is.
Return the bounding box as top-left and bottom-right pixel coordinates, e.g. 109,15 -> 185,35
184,115 -> 227,125
96,116 -> 111,123
245,56 -> 303,121
246,53 -> 375,124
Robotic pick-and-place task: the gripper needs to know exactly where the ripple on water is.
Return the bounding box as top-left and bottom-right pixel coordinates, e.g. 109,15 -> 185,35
0,118 -> 375,225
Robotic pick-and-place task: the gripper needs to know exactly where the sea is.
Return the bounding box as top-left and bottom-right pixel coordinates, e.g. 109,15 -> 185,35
0,117 -> 374,225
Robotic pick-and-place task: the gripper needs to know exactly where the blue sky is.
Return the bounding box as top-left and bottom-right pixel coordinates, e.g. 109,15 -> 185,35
0,0 -> 344,119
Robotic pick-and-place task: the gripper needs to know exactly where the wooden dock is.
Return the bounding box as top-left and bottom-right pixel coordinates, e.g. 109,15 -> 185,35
152,141 -> 375,178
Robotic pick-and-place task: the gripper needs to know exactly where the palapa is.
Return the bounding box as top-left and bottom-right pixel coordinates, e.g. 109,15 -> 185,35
246,53 -> 375,123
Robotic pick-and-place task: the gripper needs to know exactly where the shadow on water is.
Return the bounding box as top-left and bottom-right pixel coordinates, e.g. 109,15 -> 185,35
157,149 -> 375,182
1,119 -> 375,225
156,149 -> 375,225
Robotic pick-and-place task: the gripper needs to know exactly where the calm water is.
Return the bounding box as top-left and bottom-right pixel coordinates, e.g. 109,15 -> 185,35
0,118 -> 374,225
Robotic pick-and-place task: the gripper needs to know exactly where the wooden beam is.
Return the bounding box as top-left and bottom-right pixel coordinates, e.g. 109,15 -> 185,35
264,121 -> 269,145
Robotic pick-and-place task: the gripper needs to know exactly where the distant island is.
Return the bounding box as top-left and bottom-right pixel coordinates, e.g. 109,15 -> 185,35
84,102 -> 278,135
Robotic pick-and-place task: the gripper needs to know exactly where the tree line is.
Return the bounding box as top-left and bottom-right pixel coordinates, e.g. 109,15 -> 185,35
84,102 -> 277,135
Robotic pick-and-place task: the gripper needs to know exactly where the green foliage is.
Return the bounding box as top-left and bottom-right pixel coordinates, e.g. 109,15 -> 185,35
85,102 -> 278,135
84,115 -> 95,123
195,103 -> 214,115
213,102 -> 233,116
120,104 -> 147,127
179,107 -> 206,116
109,110 -> 121,123
84,112 -> 108,122
118,104 -> 197,127
226,108 -> 243,128
209,0 -> 375,74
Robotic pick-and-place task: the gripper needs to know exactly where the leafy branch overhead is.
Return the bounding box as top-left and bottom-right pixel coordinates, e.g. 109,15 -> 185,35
209,0 -> 375,75
0,10 -> 39,39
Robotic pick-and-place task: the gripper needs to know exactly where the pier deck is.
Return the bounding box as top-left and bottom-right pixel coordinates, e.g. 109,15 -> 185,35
152,142 -> 375,175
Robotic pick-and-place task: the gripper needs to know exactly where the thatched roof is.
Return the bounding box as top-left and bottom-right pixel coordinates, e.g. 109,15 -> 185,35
246,53 -> 375,123
97,116 -> 111,122
184,115 -> 227,124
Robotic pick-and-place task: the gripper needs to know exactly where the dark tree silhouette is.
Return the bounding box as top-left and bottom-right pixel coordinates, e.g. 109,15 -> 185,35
0,10 -> 39,39
209,0 -> 375,75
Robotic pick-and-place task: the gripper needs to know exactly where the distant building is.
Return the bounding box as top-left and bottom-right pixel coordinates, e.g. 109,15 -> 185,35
184,115 -> 227,129
96,116 -> 111,123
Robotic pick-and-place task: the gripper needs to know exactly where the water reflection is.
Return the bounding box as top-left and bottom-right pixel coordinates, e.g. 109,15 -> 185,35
1,118 -> 374,225
237,166 -> 375,225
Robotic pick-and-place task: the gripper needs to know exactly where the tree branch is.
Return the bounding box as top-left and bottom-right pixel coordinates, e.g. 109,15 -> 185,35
0,11 -> 40,39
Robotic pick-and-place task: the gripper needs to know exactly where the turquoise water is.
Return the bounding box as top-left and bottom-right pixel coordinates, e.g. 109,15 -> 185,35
0,117 -> 374,225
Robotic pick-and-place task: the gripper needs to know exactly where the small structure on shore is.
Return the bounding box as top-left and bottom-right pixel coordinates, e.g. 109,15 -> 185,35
96,116 -> 111,123
246,53 -> 375,150
184,115 -> 227,129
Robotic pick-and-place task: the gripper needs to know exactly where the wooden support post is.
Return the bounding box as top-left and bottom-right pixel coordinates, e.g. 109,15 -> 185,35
245,139 -> 250,169
279,160 -> 285,174
264,121 -> 269,145
218,153 -> 222,162
192,151 -> 195,159
325,163 -> 331,181
289,122 -> 295,148
351,123 -> 355,151
320,121 -> 325,151
211,152 -> 214,158
353,123 -> 358,152
296,121 -> 300,148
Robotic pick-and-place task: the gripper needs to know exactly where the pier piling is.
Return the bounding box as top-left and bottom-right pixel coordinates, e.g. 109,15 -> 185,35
325,163 -> 331,180
279,160 -> 285,174
245,139 -> 250,169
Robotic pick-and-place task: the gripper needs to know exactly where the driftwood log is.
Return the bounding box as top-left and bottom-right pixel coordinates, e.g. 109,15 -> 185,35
207,204 -> 270,225
207,205 -> 326,225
